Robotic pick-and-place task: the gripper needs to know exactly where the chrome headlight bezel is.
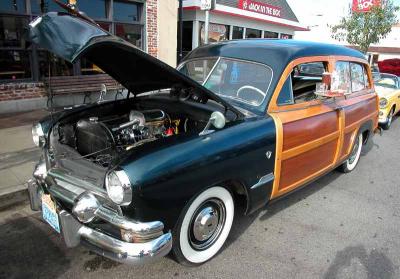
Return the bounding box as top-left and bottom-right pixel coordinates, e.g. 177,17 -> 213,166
32,123 -> 45,147
379,98 -> 388,109
105,170 -> 132,206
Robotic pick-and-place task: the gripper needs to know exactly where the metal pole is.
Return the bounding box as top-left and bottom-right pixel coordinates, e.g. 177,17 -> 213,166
204,10 -> 210,44
177,0 -> 183,63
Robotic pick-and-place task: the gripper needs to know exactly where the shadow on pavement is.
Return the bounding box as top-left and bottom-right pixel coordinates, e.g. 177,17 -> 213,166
324,245 -> 395,279
0,213 -> 71,279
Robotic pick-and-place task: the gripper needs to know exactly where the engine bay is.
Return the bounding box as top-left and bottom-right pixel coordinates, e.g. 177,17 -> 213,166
57,108 -> 196,168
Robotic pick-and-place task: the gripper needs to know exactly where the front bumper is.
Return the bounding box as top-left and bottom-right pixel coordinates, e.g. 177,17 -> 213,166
378,109 -> 389,124
28,161 -> 172,265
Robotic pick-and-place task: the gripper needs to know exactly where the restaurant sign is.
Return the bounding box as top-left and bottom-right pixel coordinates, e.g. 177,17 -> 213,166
352,0 -> 381,12
238,0 -> 281,18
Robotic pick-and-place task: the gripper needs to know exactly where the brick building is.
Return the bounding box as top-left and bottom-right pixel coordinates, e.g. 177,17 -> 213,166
0,0 -> 177,113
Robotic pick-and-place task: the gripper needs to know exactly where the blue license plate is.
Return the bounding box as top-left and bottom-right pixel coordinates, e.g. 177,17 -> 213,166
42,194 -> 60,233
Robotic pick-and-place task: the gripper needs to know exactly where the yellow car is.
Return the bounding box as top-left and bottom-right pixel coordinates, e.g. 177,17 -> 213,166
375,73 -> 400,130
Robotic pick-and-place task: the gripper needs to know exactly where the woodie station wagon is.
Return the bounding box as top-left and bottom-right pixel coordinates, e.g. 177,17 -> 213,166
27,12 -> 379,266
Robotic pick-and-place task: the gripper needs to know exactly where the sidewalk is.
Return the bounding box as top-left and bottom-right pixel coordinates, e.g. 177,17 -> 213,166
0,110 -> 48,209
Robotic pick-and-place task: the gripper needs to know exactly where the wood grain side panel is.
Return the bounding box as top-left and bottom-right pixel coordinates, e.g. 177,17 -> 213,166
340,132 -> 354,158
344,97 -> 377,127
279,140 -> 337,190
282,111 -> 338,151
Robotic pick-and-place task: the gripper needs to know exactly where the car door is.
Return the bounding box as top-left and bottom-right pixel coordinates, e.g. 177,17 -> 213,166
268,58 -> 341,199
333,61 -> 378,162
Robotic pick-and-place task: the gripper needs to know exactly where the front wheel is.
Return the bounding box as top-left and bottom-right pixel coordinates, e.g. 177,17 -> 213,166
382,107 -> 395,130
172,186 -> 234,266
338,133 -> 363,173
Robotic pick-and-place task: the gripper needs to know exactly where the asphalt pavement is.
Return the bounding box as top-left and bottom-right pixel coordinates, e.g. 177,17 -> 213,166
0,116 -> 399,279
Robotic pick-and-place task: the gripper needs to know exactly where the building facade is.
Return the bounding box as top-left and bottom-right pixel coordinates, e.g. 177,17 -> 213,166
0,0 -> 177,113
180,0 -> 306,57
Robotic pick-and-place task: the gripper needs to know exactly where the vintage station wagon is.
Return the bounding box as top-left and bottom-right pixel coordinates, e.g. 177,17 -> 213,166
27,12 -> 379,266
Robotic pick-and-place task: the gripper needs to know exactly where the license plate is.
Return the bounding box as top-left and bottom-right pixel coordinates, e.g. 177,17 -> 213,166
42,194 -> 60,233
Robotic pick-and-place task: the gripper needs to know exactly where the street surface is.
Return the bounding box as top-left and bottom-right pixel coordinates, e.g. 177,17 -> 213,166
1,116 -> 399,279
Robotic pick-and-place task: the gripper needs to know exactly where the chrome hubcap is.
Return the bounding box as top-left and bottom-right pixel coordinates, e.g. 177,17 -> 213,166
189,199 -> 226,250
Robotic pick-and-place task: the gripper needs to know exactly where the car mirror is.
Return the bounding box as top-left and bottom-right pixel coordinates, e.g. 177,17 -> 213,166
199,111 -> 226,136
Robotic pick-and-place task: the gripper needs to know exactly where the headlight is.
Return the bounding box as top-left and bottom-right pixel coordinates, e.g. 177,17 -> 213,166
105,170 -> 132,205
379,98 -> 388,108
32,123 -> 45,147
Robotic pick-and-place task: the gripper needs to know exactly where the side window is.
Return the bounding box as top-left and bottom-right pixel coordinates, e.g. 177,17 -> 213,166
277,75 -> 294,105
350,63 -> 366,92
276,61 -> 327,105
333,61 -> 351,93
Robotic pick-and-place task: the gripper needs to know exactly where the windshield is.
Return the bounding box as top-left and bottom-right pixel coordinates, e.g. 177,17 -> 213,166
180,58 -> 273,107
375,76 -> 398,89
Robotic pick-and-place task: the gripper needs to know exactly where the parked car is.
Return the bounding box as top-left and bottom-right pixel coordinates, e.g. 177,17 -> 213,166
375,73 -> 400,129
27,12 -> 379,266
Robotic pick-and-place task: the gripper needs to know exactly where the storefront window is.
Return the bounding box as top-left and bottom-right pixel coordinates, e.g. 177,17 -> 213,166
232,26 -> 243,39
31,0 -> 67,14
182,21 -> 193,54
115,23 -> 142,48
113,0 -> 141,22
245,28 -> 261,38
199,22 -> 229,45
37,51 -> 73,79
280,33 -> 293,39
0,0 -> 26,14
0,16 -> 28,48
264,31 -> 279,38
0,50 -> 31,80
77,0 -> 107,19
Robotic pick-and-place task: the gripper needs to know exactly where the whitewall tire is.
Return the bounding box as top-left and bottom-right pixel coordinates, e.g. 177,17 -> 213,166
338,133 -> 363,173
172,186 -> 234,266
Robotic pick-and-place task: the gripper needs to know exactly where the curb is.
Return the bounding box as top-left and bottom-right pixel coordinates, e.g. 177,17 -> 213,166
0,185 -> 28,210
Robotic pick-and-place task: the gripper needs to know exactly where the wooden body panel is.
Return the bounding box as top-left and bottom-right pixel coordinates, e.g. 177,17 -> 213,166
268,55 -> 378,200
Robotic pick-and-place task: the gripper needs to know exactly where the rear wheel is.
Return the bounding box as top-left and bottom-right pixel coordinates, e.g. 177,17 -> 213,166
382,107 -> 395,130
172,186 -> 234,266
338,133 -> 363,173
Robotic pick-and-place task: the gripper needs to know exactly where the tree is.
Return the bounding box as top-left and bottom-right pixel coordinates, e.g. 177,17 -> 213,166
331,1 -> 399,53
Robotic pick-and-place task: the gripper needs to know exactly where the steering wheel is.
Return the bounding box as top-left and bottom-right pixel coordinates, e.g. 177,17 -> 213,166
236,85 -> 266,101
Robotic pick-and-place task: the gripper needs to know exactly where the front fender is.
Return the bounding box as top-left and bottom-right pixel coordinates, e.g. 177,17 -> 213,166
121,116 -> 276,230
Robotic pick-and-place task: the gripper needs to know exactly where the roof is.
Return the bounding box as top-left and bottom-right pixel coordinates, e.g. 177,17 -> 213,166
184,39 -> 366,66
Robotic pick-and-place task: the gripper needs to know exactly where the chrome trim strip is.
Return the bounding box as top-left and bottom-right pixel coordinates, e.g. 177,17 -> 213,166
251,173 -> 275,190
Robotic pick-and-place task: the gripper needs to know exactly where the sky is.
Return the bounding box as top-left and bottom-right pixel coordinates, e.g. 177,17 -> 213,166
286,0 -> 400,43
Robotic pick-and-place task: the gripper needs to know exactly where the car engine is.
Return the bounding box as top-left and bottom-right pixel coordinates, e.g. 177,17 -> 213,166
58,109 -> 180,167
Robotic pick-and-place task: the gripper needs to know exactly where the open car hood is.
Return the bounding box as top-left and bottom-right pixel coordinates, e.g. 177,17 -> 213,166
26,12 -> 242,117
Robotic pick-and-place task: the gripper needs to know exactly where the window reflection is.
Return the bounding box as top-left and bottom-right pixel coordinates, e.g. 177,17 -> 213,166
0,0 -> 26,13
199,22 -> 229,45
76,0 -> 107,19
245,28 -> 261,38
114,1 -> 140,22
31,0 -> 67,14
81,58 -> 104,75
0,50 -> 31,80
264,31 -> 279,38
0,16 -> 28,48
115,23 -> 142,48
37,51 -> 73,79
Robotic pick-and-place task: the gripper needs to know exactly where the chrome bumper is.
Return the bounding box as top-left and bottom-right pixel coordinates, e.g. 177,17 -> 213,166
28,161 -> 172,265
